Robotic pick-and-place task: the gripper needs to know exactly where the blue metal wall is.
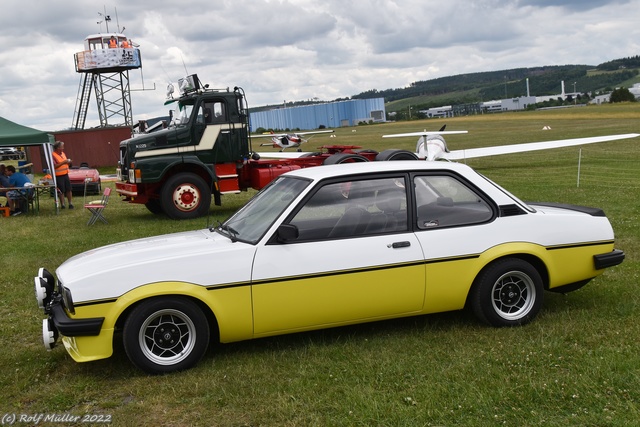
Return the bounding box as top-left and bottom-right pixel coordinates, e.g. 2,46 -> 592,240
249,98 -> 385,132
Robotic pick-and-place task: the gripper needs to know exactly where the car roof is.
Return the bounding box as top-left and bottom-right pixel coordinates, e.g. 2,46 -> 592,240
283,160 -> 476,180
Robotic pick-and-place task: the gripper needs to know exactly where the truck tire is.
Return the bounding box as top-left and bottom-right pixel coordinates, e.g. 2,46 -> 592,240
145,199 -> 164,215
375,149 -> 419,161
323,153 -> 369,165
161,172 -> 212,220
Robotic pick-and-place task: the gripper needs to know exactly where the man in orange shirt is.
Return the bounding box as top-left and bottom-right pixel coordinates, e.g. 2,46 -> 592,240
52,141 -> 74,209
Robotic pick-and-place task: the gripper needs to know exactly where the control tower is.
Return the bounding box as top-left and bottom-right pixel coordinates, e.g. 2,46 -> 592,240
72,33 -> 142,129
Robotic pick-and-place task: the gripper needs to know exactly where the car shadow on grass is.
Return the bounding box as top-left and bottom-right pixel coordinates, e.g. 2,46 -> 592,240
73,293 -> 597,378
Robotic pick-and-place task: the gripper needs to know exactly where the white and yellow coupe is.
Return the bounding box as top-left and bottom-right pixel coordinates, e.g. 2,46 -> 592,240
35,161 -> 624,373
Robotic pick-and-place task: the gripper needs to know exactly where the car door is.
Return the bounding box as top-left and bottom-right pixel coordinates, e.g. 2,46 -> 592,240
251,175 -> 425,337
412,172 -> 497,314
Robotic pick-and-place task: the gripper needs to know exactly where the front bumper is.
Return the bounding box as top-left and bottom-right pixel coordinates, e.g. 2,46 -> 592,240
594,249 -> 625,270
35,268 -> 104,351
47,300 -> 104,336
115,181 -> 138,197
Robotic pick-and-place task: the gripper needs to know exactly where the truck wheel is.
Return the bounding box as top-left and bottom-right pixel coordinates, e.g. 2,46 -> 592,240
375,149 -> 419,161
470,258 -> 543,327
161,173 -> 212,220
323,153 -> 369,165
145,199 -> 164,215
123,297 -> 210,374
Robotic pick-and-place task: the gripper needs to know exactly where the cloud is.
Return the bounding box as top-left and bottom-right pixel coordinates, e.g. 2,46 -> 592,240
0,0 -> 638,131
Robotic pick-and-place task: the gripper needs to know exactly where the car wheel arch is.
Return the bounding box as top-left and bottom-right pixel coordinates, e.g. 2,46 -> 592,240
114,294 -> 220,343
466,254 -> 548,327
465,253 -> 549,309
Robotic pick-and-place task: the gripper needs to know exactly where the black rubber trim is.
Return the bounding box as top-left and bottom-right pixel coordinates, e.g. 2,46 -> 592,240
49,302 -> 104,337
528,202 -> 605,217
594,249 -> 625,269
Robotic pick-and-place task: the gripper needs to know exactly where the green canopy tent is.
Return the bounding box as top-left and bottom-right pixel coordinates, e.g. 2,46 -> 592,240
0,116 -> 59,211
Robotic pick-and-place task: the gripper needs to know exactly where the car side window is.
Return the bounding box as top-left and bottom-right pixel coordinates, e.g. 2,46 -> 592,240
414,175 -> 493,229
289,177 -> 408,240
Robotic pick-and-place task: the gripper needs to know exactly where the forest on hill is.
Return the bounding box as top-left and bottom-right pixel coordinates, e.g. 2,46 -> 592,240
250,56 -> 639,114
353,56 -> 640,113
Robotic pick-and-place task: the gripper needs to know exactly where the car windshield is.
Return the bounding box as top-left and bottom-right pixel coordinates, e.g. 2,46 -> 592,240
217,176 -> 311,244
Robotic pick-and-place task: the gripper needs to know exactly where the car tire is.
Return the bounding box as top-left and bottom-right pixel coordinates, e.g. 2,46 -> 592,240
123,297 -> 210,374
470,258 -> 543,327
161,173 -> 211,220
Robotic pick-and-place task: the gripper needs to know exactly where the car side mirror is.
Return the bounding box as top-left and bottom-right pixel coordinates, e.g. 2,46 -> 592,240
276,224 -> 299,243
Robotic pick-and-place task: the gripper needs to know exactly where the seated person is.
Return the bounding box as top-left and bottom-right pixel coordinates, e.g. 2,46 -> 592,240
5,165 -> 32,215
0,163 -> 10,205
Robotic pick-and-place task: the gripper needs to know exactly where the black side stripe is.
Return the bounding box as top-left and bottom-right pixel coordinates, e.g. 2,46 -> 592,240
74,298 -> 118,308
73,242 -> 613,305
251,261 -> 425,286
251,254 -> 481,286
546,240 -> 614,251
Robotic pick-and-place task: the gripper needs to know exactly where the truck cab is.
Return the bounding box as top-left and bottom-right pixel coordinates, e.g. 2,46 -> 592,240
116,75 -> 251,219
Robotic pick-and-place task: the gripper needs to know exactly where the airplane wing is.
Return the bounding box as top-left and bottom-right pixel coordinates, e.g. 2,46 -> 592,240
443,133 -> 640,160
252,130 -> 334,138
383,131 -> 468,138
256,133 -> 640,161
294,130 -> 334,136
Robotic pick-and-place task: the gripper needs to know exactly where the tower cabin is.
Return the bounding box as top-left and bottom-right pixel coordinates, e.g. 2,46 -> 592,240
74,33 -> 141,73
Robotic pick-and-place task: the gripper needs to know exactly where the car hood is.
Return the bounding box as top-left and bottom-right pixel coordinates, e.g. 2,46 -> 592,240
56,229 -> 255,303
68,168 -> 100,181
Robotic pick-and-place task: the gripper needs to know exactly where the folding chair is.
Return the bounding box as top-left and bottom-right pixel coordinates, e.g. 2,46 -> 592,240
84,187 -> 111,225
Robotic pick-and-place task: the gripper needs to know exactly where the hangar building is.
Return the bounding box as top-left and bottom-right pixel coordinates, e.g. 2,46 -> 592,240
249,98 -> 385,132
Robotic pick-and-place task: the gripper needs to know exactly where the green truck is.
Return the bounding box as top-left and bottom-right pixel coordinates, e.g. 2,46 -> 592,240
115,74 -> 414,219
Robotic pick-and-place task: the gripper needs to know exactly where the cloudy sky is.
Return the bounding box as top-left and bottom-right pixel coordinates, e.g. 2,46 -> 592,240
1,0 -> 638,132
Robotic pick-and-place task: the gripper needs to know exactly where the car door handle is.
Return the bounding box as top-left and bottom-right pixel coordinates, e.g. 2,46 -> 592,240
388,241 -> 411,249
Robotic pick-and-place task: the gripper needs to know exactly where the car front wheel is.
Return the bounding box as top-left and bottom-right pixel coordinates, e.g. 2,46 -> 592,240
470,258 -> 543,327
123,297 -> 210,374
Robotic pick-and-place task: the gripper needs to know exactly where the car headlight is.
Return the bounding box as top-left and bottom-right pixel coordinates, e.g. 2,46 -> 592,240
42,318 -> 58,350
61,285 -> 75,315
34,268 -> 56,309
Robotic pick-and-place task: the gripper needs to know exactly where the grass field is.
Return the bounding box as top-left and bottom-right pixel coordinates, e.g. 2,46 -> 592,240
1,103 -> 639,426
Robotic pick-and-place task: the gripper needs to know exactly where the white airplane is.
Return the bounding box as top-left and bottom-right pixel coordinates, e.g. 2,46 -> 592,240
382,128 -> 640,161
253,130 -> 334,151
256,125 -> 639,161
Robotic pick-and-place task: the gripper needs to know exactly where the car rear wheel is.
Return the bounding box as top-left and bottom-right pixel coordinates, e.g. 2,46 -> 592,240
123,297 -> 210,374
470,258 -> 543,327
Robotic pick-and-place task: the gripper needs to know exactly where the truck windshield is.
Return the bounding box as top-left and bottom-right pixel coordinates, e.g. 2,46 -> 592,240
218,176 -> 310,244
175,101 -> 195,126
